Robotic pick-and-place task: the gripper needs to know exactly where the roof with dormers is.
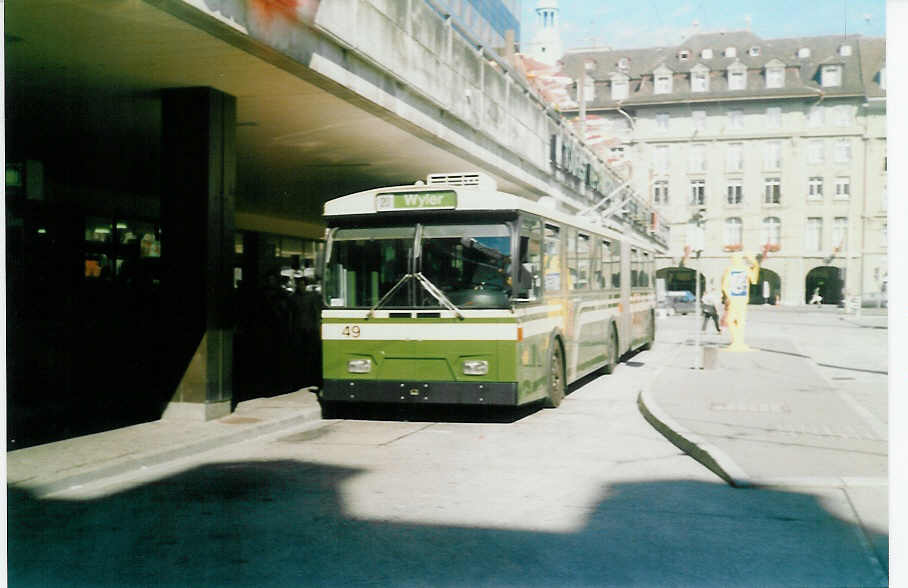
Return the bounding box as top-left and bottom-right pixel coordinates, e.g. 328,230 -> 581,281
561,31 -> 884,108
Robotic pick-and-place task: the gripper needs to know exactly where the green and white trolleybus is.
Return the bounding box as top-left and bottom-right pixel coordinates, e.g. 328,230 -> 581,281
319,172 -> 656,411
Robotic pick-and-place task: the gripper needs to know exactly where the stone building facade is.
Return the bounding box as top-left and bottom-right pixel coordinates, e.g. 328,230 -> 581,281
561,31 -> 886,305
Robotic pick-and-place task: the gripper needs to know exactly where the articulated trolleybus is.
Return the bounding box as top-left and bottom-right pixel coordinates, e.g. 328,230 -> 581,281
319,172 -> 656,412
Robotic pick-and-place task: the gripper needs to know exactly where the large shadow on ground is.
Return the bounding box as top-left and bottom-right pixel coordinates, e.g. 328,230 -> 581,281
8,461 -> 888,587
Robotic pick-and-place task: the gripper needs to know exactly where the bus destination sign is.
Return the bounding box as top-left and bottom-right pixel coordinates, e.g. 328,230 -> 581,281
376,190 -> 457,211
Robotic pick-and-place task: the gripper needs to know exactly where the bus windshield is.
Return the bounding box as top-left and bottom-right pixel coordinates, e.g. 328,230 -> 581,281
325,222 -> 512,309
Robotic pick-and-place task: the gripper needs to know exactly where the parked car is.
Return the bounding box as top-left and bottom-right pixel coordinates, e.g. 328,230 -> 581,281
666,290 -> 697,315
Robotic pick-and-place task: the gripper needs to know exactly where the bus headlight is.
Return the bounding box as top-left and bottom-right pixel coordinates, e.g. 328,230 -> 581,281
462,360 -> 489,375
347,358 -> 372,373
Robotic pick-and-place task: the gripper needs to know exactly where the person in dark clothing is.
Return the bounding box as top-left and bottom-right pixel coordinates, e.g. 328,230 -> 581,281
701,288 -> 721,333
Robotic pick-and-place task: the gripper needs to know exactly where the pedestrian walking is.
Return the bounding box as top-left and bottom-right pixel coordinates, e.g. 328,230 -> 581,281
701,287 -> 721,333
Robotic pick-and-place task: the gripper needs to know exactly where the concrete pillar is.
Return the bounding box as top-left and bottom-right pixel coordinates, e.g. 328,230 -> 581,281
160,87 -> 236,421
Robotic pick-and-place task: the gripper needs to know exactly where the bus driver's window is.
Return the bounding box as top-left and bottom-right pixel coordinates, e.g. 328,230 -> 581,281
518,217 -> 542,300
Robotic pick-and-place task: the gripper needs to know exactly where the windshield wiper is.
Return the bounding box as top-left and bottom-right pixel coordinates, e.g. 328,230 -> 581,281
365,272 -> 464,320
413,272 -> 464,320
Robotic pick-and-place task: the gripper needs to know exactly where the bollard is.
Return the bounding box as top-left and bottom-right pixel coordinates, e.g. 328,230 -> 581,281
703,345 -> 718,370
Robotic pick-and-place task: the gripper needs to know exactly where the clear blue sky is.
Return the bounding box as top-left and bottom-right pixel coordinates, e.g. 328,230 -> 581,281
521,0 -> 886,50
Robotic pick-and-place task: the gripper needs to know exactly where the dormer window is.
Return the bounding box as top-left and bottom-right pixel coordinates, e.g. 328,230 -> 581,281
691,64 -> 710,92
821,64 -> 842,87
727,61 -> 747,90
725,47 -> 737,58
611,72 -> 629,100
764,59 -> 785,89
653,65 -> 673,94
701,48 -> 713,59
749,46 -> 761,56
617,57 -> 629,71
838,44 -> 852,57
679,50 -> 690,61
798,47 -> 811,58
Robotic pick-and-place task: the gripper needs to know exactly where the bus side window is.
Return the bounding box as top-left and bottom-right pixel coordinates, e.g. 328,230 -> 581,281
518,217 -> 542,300
641,251 -> 651,287
631,248 -> 639,288
576,233 -> 590,290
543,224 -> 561,293
606,240 -> 620,289
594,240 -> 605,289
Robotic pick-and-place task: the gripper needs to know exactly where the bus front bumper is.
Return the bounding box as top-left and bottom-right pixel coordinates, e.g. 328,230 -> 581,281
320,380 -> 518,405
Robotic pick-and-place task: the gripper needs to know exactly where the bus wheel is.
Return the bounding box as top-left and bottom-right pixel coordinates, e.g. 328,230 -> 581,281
603,325 -> 618,375
641,310 -> 655,350
544,341 -> 565,408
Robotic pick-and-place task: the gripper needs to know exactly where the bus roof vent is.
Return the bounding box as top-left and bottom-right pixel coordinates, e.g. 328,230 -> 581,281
426,172 -> 497,190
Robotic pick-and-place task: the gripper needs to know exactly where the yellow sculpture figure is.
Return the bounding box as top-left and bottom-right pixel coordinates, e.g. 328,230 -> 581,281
721,252 -> 760,351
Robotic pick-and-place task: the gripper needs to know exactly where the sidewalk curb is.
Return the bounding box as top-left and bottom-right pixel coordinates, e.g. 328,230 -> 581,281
637,388 -> 752,488
16,407 -> 327,498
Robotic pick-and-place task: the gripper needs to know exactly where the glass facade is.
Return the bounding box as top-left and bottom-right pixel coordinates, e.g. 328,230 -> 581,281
437,0 -> 521,49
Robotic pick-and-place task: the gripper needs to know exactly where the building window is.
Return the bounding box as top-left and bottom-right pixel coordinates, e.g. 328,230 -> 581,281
653,180 -> 669,204
838,44 -> 852,57
764,140 -> 782,170
728,109 -> 743,129
611,76 -> 629,100
725,47 -> 737,58
724,217 -> 743,248
806,217 -> 823,251
766,66 -> 784,88
618,57 -> 629,70
726,143 -> 743,172
728,69 -> 746,90
807,139 -> 825,164
749,46 -> 761,57
766,106 -> 782,128
833,139 -> 852,163
692,109 -> 706,130
689,144 -> 706,172
655,73 -> 673,94
833,105 -> 852,127
821,65 -> 842,87
653,144 -> 670,172
702,48 -> 713,59
689,179 -> 706,205
808,105 -> 825,127
808,176 -> 824,201
832,217 -> 848,252
798,47 -> 811,58
762,217 -> 781,247
834,177 -> 850,200
656,112 -> 670,131
691,70 -> 709,92
764,177 -> 781,204
727,180 -> 743,205
679,50 -> 690,61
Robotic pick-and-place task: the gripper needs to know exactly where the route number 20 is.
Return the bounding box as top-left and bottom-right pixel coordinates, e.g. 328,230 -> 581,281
342,325 -> 361,338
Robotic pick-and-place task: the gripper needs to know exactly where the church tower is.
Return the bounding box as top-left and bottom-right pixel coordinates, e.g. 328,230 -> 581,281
529,0 -> 564,66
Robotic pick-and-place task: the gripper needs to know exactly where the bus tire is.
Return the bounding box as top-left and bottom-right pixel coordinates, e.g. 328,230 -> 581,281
543,339 -> 565,408
641,310 -> 655,350
603,324 -> 619,375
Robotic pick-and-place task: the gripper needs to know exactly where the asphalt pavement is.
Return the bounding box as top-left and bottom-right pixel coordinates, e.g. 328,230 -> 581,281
6,305 -> 891,582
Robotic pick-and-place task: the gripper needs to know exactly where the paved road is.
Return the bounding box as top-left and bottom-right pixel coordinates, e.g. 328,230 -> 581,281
8,311 -> 888,587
